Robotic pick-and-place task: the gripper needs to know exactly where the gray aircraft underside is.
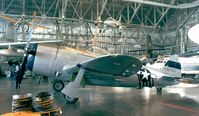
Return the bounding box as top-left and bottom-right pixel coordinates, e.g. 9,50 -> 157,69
83,73 -> 178,88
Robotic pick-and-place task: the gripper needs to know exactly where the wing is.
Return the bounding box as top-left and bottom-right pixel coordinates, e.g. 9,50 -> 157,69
80,54 -> 142,77
0,49 -> 24,57
0,40 -> 62,57
0,40 -> 62,46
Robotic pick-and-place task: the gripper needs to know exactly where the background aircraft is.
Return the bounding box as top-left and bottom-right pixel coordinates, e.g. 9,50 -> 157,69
0,13 -> 49,30
93,16 -> 124,28
152,52 -> 199,79
137,54 -> 181,92
103,16 -> 125,29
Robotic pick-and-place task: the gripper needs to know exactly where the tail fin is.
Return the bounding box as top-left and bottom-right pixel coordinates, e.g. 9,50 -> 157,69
162,54 -> 181,77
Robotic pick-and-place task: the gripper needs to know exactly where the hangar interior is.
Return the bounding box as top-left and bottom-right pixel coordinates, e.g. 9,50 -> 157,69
0,0 -> 198,56
0,0 -> 199,116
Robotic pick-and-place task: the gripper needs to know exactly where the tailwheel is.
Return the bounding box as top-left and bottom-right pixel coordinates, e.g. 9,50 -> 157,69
53,80 -> 65,92
64,95 -> 79,104
156,88 -> 162,93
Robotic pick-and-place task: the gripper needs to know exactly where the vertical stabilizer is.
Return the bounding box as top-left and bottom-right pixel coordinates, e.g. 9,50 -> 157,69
162,54 -> 181,77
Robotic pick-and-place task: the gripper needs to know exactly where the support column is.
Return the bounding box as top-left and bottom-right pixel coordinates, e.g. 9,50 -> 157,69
180,28 -> 185,53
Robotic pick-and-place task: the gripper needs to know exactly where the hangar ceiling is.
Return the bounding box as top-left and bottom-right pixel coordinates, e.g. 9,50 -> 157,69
0,0 -> 198,55
0,0 -> 198,29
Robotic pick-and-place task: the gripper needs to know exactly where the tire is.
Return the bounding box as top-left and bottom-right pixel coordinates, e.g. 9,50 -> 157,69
156,88 -> 162,93
53,80 -> 65,92
64,95 -> 79,104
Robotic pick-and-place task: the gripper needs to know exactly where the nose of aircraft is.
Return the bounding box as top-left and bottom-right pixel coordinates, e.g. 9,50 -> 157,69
26,44 -> 38,71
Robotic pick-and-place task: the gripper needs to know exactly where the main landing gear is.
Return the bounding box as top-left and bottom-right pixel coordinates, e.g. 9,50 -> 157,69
64,95 -> 79,104
61,67 -> 85,104
137,68 -> 163,94
53,80 -> 65,92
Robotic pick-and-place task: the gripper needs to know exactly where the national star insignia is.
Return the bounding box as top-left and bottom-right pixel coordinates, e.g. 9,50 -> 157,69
137,68 -> 151,81
141,69 -> 150,81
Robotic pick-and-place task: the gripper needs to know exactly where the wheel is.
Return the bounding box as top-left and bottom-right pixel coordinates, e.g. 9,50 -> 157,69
64,95 -> 79,104
43,76 -> 48,79
53,80 -> 65,91
156,88 -> 162,93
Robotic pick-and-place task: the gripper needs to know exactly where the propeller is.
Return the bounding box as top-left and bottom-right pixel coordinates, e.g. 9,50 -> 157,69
16,29 -> 33,89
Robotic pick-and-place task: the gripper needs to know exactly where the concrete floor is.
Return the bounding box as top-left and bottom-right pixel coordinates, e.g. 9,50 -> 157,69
1,77 -> 199,116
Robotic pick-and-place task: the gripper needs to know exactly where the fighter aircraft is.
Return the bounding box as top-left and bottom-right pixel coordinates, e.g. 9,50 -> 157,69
0,39 -> 184,104
0,26 -> 183,104
28,46 -> 183,103
0,40 -> 143,101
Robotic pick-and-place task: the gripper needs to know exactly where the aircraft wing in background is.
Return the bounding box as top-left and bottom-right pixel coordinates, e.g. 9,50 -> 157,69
0,40 -> 62,57
0,40 -> 62,46
0,14 -> 49,30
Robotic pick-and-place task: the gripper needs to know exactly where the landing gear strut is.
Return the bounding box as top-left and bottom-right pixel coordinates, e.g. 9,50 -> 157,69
61,67 -> 85,104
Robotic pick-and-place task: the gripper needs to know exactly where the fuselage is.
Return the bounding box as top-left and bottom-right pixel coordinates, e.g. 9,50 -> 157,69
26,44 -> 144,87
27,44 -> 97,77
26,44 -> 178,88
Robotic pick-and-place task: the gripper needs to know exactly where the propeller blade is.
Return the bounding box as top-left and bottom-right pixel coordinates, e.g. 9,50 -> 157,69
16,29 -> 33,89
